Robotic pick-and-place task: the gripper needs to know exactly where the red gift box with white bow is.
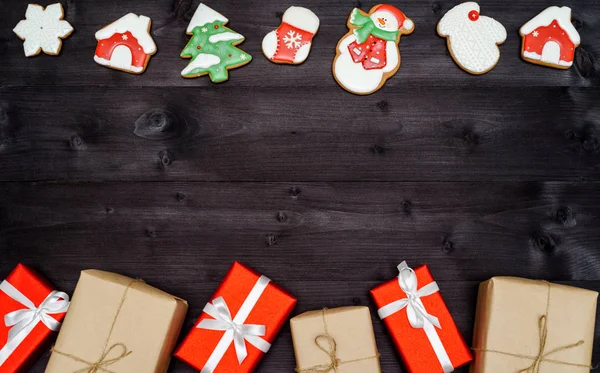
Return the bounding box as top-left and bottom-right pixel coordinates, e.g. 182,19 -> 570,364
175,262 -> 296,373
0,264 -> 69,373
370,261 -> 472,373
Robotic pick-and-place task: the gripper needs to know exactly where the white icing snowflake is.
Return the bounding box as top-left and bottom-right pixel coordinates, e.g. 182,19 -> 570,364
122,34 -> 128,41
13,3 -> 73,57
240,54 -> 247,60
202,27 -> 208,33
532,30 -> 539,37
283,30 -> 302,49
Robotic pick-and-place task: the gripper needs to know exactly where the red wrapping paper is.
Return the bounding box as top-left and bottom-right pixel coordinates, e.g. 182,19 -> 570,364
370,264 -> 472,373
175,262 -> 296,373
0,264 -> 67,373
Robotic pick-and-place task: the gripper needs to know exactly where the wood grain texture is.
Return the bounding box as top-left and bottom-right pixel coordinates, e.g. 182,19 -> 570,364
1,0 -> 600,372
0,86 -> 599,182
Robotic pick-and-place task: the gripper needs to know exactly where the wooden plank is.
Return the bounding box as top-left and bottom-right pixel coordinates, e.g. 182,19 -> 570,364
0,86 -> 598,182
1,0 -> 598,88
2,181 -> 600,282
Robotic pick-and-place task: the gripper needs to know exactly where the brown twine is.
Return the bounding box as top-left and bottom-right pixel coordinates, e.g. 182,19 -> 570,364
295,309 -> 380,373
51,279 -> 144,373
472,281 -> 592,373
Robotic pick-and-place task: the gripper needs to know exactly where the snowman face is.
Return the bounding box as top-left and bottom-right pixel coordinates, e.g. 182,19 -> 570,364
370,10 -> 399,31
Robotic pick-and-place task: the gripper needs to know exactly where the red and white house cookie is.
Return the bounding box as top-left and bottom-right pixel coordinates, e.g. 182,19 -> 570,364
519,6 -> 580,69
94,13 -> 157,74
262,7 -> 320,65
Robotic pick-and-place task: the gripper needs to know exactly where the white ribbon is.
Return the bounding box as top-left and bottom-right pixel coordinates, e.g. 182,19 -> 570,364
0,280 -> 70,366
377,261 -> 454,373
198,275 -> 272,373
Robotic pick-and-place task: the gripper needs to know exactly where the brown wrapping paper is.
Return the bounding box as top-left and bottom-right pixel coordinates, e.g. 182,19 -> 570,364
290,306 -> 381,373
471,277 -> 598,373
45,270 -> 188,373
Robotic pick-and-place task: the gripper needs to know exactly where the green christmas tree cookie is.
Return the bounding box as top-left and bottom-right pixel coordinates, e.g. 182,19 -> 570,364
181,3 -> 252,83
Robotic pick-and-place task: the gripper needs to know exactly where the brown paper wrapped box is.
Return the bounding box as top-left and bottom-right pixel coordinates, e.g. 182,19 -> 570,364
290,306 -> 381,373
45,270 -> 188,373
471,277 -> 598,373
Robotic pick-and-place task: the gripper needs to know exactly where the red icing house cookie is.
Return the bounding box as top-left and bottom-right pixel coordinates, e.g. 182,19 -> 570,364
94,13 -> 157,74
519,6 -> 580,69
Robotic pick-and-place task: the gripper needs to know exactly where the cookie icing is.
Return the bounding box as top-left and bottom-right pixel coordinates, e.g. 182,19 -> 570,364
181,3 -> 252,82
437,2 -> 506,75
262,6 -> 320,64
13,3 -> 74,57
519,6 -> 580,69
94,13 -> 156,74
332,5 -> 414,95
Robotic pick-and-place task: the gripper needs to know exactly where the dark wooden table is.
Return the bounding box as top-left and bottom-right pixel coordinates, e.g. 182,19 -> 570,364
1,0 -> 599,372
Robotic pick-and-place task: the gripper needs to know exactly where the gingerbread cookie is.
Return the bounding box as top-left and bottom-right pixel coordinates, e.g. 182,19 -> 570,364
333,5 -> 414,95
181,3 -> 252,83
13,3 -> 74,57
94,13 -> 157,74
262,6 -> 320,65
520,6 -> 580,69
437,2 -> 506,75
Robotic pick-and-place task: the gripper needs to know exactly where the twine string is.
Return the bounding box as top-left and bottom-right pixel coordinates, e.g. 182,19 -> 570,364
472,281 -> 591,373
51,279 -> 143,373
295,309 -> 380,373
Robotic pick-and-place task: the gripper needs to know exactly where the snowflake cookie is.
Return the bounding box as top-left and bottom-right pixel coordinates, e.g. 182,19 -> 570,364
13,3 -> 74,57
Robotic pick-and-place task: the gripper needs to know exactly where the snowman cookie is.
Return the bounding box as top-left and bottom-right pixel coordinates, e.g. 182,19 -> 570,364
13,3 -> 74,57
519,6 -> 580,69
333,5 -> 414,95
94,13 -> 157,74
437,2 -> 506,75
262,6 -> 320,64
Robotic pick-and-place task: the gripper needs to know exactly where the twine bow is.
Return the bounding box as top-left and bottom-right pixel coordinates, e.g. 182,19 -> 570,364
296,309 -> 379,373
51,279 -> 144,373
0,280 -> 70,366
473,281 -> 592,373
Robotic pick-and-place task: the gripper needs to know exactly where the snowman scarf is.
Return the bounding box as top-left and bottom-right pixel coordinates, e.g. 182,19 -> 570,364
350,8 -> 399,44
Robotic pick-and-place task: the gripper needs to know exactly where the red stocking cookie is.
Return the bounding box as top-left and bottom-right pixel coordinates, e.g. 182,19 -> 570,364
94,13 -> 157,74
262,7 -> 320,64
519,6 -> 580,69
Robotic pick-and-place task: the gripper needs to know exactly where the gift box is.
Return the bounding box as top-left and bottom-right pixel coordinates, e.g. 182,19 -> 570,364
370,261 -> 472,373
471,277 -> 598,373
290,306 -> 382,373
45,270 -> 188,373
0,264 -> 69,373
175,261 -> 296,373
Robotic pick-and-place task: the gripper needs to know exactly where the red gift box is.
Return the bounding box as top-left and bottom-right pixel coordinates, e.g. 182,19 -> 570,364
370,261 -> 472,373
175,261 -> 297,373
0,264 -> 69,373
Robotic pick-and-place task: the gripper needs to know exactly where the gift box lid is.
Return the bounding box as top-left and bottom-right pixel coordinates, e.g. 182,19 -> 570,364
45,270 -> 188,373
291,306 -> 381,373
1,264 -> 68,373
471,276 -> 598,373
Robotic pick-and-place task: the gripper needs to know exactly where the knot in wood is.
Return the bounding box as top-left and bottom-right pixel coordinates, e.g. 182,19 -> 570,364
135,109 -> 180,140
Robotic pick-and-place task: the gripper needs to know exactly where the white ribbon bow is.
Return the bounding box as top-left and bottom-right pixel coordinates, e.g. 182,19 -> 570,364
377,261 -> 454,373
0,280 -> 70,366
377,261 -> 441,328
197,275 -> 272,373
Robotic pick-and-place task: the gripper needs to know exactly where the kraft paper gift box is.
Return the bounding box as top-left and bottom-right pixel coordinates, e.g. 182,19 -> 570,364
174,261 -> 297,373
370,261 -> 472,373
471,277 -> 598,373
0,264 -> 69,373
290,306 -> 382,373
45,270 -> 188,373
